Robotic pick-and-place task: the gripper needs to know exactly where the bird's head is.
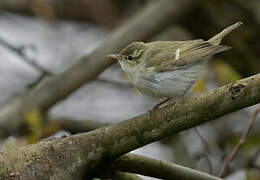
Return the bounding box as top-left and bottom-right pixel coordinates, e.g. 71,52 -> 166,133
106,42 -> 146,72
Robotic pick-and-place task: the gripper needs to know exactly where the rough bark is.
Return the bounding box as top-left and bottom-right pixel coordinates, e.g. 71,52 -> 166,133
0,73 -> 259,180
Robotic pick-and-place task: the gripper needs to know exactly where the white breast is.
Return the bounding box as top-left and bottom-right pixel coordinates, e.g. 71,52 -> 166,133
130,61 -> 207,98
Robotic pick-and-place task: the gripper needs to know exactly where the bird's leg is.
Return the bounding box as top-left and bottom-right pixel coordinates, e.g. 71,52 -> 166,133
147,98 -> 171,119
171,98 -> 180,111
153,98 -> 171,110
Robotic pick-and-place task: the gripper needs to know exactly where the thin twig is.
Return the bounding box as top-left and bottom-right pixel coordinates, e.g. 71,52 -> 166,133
217,108 -> 260,177
0,36 -> 51,75
27,73 -> 47,89
0,36 -> 53,89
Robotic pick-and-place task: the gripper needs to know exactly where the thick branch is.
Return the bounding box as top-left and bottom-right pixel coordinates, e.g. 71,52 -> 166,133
112,154 -> 222,180
0,0 -> 197,137
0,73 -> 259,180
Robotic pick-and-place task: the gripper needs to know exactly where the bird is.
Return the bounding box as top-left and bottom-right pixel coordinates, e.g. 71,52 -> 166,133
107,22 -> 242,109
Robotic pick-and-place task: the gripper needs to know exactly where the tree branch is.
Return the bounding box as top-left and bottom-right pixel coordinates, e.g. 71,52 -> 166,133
0,0 -> 197,137
114,172 -> 143,180
0,73 -> 259,179
112,154 -> 222,180
0,37 -> 51,75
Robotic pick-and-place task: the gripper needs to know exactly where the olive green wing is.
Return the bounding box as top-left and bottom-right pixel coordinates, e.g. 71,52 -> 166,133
145,40 -> 230,72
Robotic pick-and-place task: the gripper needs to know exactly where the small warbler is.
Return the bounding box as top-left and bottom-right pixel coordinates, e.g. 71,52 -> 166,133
107,22 -> 242,107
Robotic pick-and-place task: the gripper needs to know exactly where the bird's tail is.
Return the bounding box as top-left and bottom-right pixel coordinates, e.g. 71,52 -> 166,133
208,21 -> 243,45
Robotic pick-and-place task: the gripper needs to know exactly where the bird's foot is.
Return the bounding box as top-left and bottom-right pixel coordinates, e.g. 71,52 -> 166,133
171,99 -> 180,111
147,98 -> 171,119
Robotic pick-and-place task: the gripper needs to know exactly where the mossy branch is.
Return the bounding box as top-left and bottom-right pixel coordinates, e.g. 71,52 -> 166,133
0,73 -> 259,180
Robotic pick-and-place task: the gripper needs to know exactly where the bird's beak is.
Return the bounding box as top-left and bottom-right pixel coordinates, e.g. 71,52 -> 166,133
106,54 -> 121,61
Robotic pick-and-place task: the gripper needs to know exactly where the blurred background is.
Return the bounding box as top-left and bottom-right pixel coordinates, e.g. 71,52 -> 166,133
0,0 -> 259,179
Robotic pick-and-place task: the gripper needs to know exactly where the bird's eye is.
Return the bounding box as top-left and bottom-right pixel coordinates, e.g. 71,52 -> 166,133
127,56 -> 134,61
